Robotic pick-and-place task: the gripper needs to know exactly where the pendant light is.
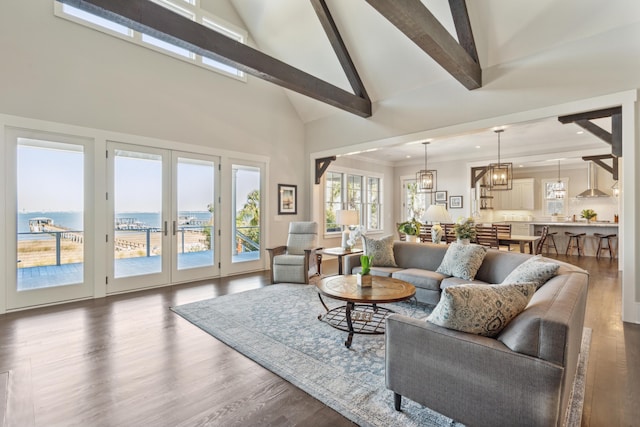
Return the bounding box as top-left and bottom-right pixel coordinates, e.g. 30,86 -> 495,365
551,159 -> 566,199
416,141 -> 437,193
487,129 -> 513,191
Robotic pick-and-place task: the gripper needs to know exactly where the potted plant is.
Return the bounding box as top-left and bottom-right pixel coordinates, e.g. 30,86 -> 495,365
397,219 -> 421,242
357,255 -> 373,287
580,209 -> 597,223
452,217 -> 476,244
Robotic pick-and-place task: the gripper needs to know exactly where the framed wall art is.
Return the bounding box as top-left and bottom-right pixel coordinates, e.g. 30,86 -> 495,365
434,191 -> 448,202
278,184 -> 297,215
449,195 -> 463,209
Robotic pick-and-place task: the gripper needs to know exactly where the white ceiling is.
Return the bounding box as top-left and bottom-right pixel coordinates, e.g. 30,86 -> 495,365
227,0 -> 635,166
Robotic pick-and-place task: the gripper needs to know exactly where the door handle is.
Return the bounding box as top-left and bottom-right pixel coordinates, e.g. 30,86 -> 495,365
173,220 -> 177,236
164,221 -> 168,236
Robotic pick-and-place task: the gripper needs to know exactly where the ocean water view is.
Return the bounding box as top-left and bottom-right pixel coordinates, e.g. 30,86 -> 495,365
18,211 -> 212,234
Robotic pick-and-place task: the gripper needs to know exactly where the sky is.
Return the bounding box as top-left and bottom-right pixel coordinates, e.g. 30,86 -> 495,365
18,144 -> 259,214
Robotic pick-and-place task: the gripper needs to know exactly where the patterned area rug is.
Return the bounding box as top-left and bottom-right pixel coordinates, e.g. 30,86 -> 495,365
172,284 -> 590,427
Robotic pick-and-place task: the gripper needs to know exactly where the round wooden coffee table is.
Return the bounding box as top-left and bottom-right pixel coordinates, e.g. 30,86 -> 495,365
316,275 -> 416,348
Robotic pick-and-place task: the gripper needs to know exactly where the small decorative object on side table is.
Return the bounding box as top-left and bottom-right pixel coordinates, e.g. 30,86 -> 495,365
356,255 -> 373,287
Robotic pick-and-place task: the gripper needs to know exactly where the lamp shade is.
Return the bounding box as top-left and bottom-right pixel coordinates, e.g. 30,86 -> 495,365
423,205 -> 451,223
336,210 -> 359,226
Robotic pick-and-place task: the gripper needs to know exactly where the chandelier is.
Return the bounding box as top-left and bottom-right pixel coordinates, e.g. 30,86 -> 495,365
487,129 -> 513,191
416,141 -> 437,193
550,159 -> 566,199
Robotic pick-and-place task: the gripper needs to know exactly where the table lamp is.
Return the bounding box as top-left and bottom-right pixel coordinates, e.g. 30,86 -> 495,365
336,210 -> 359,249
423,205 -> 451,243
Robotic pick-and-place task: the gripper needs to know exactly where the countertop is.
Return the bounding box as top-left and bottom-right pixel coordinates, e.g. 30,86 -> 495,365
504,221 -> 618,227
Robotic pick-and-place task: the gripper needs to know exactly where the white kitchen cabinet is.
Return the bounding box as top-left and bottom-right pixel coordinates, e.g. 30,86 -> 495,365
509,222 -> 533,236
494,178 -> 534,210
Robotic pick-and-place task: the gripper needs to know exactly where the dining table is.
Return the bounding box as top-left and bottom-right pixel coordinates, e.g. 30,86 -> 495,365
498,234 -> 541,253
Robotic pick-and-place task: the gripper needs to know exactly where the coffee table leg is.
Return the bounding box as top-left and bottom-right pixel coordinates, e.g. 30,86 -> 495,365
345,301 -> 355,348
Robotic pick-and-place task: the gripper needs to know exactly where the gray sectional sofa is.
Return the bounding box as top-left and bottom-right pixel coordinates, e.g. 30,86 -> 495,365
343,240 -> 589,426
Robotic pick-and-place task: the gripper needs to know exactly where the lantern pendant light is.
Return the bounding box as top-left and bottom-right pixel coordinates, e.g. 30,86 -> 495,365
416,142 -> 437,193
551,159 -> 566,199
487,129 -> 513,191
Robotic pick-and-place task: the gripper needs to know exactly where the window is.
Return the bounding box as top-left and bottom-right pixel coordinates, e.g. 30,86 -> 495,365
402,179 -> 428,221
324,170 -> 383,234
542,178 -> 569,216
54,0 -> 247,80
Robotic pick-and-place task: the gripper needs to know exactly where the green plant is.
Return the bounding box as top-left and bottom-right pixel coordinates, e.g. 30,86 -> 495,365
397,219 -> 420,236
360,255 -> 373,275
452,217 -> 476,240
580,209 -> 597,220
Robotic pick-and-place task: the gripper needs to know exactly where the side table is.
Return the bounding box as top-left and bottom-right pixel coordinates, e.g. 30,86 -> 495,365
319,247 -> 363,275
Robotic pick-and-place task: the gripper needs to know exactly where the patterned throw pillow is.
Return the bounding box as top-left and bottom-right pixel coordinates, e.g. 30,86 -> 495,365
362,234 -> 397,267
427,282 -> 537,337
435,243 -> 487,280
501,255 -> 560,289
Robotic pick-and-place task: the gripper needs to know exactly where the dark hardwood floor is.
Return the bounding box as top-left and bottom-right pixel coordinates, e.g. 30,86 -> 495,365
0,255 -> 637,426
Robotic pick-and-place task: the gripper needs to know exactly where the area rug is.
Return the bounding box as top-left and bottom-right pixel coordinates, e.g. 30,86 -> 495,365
172,284 -> 590,427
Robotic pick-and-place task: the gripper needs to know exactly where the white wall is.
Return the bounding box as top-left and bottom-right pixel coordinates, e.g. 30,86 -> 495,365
0,0 -> 307,246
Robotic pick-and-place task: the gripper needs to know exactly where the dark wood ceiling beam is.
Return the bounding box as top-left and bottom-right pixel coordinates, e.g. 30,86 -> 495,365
365,0 -> 481,90
558,107 -> 622,123
582,154 -> 618,180
558,106 -> 623,157
575,119 -> 612,144
315,156 -> 336,184
59,0 -> 372,117
310,0 -> 369,101
448,0 -> 478,64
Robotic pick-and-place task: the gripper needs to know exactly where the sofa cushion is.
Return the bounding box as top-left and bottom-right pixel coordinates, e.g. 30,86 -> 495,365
440,276 -> 487,290
501,255 -> 560,289
435,243 -> 487,281
473,249 -> 531,283
362,234 -> 397,267
427,282 -> 537,337
392,268 -> 448,292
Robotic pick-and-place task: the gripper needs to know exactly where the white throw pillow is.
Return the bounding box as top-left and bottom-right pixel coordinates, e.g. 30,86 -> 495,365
362,234 -> 397,267
435,243 -> 487,280
501,255 -> 560,289
427,282 -> 537,337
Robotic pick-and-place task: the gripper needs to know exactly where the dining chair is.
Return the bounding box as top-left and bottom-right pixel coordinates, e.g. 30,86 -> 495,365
419,223 -> 432,243
475,225 -> 500,249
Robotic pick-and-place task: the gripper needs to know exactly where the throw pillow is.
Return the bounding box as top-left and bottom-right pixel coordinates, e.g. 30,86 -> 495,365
362,234 -> 397,267
435,243 -> 487,280
427,282 -> 537,337
501,255 -> 560,289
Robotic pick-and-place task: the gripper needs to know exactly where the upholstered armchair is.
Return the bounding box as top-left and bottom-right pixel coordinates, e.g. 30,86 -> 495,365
267,221 -> 322,284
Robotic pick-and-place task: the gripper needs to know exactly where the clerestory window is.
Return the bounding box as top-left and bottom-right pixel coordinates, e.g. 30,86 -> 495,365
54,0 -> 247,81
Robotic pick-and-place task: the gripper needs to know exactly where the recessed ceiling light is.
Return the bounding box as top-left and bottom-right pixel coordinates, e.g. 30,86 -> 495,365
577,131 -> 584,135
519,165 -> 524,168
475,145 -> 481,149
406,155 -> 411,158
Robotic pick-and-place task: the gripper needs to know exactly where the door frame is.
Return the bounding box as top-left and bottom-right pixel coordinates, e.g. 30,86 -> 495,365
170,150 -> 221,283
5,127 -> 95,310
106,141 -> 171,294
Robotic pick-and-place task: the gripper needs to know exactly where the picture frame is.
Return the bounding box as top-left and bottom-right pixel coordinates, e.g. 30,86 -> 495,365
434,191 -> 448,202
278,184 -> 297,215
449,195 -> 463,209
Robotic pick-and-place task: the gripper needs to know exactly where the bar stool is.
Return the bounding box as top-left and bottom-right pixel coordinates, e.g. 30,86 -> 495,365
565,232 -> 585,256
594,233 -> 617,259
536,230 -> 558,254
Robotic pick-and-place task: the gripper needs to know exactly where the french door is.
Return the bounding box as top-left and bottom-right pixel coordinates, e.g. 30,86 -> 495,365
106,142 -> 219,293
6,128 -> 94,310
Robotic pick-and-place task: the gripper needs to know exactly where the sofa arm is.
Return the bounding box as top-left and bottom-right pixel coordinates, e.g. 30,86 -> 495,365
342,253 -> 362,274
386,314 -> 565,427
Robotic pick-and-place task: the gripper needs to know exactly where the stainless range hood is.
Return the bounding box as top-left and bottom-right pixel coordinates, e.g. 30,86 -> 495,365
576,162 -> 610,198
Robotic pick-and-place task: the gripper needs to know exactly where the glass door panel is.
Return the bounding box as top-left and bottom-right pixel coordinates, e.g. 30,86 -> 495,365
231,164 -> 261,265
7,129 -> 93,310
172,152 -> 219,282
107,143 -> 170,293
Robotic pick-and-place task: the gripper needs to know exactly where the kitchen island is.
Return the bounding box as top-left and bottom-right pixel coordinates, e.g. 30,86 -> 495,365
504,221 -> 618,258
536,222 -> 618,258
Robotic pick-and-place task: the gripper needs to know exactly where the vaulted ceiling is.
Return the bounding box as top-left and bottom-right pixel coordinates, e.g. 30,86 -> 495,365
59,0 -> 640,166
